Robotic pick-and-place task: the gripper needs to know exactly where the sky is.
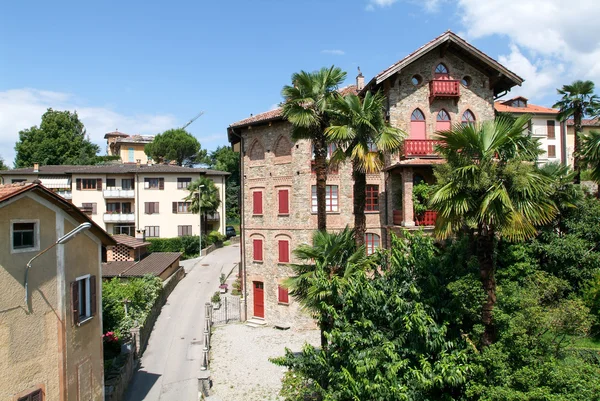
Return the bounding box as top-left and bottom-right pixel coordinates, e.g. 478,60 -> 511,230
1,0 -> 599,166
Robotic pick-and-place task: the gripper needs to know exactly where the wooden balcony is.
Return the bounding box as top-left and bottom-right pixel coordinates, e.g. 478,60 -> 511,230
416,210 -> 437,226
403,140 -> 442,158
429,79 -> 460,103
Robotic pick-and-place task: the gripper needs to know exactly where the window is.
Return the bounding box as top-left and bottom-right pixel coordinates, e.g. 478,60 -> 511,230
274,136 -> 292,157
410,108 -> 426,139
71,275 -> 96,325
17,388 -> 43,401
122,179 -> 134,190
411,74 -> 422,86
106,178 -> 116,188
253,238 -> 263,261
548,145 -> 556,158
12,222 -> 36,250
461,76 -> 472,87
81,203 -> 97,215
113,225 -> 135,236
145,226 -> 160,237
121,202 -> 132,214
513,99 -> 527,107
106,202 -> 121,213
434,63 -> 449,78
436,109 -> 451,131
365,185 -> 379,211
278,285 -> 289,304
367,141 -> 377,153
249,140 -> 265,161
278,189 -> 289,215
311,185 -> 339,213
144,177 -> 164,190
365,233 -> 380,256
77,178 -> 100,190
462,110 -> 476,125
173,201 -> 192,214
128,147 -> 134,163
178,225 -> 192,236
311,143 -> 337,159
547,120 -> 556,139
144,202 -> 159,214
177,177 -> 192,189
253,191 -> 263,215
12,179 -> 26,183
278,240 -> 290,263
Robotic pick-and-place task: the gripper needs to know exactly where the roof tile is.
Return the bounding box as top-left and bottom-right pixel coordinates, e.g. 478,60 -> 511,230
494,102 -> 559,114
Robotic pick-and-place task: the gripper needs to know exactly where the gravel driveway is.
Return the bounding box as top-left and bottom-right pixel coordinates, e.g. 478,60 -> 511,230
209,324 -> 319,401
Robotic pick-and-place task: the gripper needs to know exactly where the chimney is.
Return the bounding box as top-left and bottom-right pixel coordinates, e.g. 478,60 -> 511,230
147,159 -> 152,167
356,67 -> 365,91
33,163 -> 39,173
136,159 -> 141,167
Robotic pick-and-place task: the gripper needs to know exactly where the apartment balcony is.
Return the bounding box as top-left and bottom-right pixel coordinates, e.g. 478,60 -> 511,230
55,190 -> 72,200
206,212 -> 220,221
429,79 -> 460,103
103,188 -> 135,198
403,140 -> 443,158
392,210 -> 438,226
103,213 -> 135,223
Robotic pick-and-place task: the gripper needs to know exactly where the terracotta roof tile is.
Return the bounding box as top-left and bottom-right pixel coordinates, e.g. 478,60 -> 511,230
1,164 -> 229,176
494,102 -> 559,114
111,234 -> 151,249
0,182 -> 33,201
566,118 -> 600,126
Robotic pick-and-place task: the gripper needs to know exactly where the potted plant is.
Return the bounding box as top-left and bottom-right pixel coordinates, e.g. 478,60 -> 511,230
219,283 -> 228,293
211,291 -> 221,309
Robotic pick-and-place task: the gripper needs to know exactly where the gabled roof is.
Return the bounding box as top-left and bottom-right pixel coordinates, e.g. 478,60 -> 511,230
494,101 -> 559,115
501,96 -> 528,104
104,130 -> 130,139
111,234 -> 151,249
0,182 -> 115,246
102,252 -> 181,278
364,31 -> 523,96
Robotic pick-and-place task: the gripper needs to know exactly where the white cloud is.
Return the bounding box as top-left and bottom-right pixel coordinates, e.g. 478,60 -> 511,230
366,0 -> 441,12
366,0 -> 397,10
0,88 -> 177,167
321,49 -> 345,56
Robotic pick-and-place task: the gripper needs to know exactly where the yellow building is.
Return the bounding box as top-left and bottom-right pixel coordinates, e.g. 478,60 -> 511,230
566,118 -> 600,166
0,182 -> 115,401
105,131 -> 154,164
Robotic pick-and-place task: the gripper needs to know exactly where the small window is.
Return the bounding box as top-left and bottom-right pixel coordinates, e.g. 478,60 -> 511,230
365,233 -> 380,256
278,240 -> 290,263
71,275 -> 96,325
81,179 -> 97,190
513,99 -> 527,107
253,191 -> 263,215
177,177 -> 192,189
253,238 -> 263,261
278,189 -> 289,215
113,225 -> 135,236
311,185 -> 339,213
547,120 -> 556,139
435,63 -> 449,75
122,179 -> 134,190
411,109 -> 425,121
365,185 -> 379,212
17,388 -> 43,401
144,178 -> 164,190
81,203 -> 97,215
436,109 -> 452,131
278,285 -> 289,304
548,145 -> 556,158
121,202 -> 132,214
13,222 -> 36,250
12,179 -> 26,183
128,147 -> 135,163
144,202 -> 159,214
178,225 -> 192,236
145,226 -> 160,237
411,75 -> 422,86
106,178 -> 116,188
173,201 -> 191,214
461,76 -> 472,87
462,110 -> 476,125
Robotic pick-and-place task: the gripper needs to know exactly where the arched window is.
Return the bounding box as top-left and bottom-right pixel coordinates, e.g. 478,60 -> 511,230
249,140 -> 265,161
273,135 -> 292,157
410,109 -> 426,139
365,233 -> 380,256
435,63 -> 449,79
461,110 -> 476,125
436,109 -> 451,131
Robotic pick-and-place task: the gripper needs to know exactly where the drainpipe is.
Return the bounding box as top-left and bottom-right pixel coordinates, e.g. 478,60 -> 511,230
230,128 -> 246,320
384,171 -> 389,248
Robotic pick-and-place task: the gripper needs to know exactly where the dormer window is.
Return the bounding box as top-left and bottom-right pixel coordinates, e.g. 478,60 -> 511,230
512,99 -> 527,107
434,63 -> 449,79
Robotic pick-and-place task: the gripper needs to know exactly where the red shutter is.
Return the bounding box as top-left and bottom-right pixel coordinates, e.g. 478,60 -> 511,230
90,275 -> 97,316
278,285 -> 289,304
76,179 -> 81,190
71,281 -> 79,325
96,178 -> 102,191
159,178 -> 165,190
172,202 -> 177,214
253,191 -> 263,215
278,190 -> 289,215
278,240 -> 289,263
253,239 -> 263,261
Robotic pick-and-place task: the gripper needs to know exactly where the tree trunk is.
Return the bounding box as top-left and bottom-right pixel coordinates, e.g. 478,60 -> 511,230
477,226 -> 497,347
574,108 -> 583,184
314,137 -> 328,232
353,166 -> 367,248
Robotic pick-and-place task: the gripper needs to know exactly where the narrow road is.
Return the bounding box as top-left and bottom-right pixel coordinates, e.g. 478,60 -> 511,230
124,245 -> 240,401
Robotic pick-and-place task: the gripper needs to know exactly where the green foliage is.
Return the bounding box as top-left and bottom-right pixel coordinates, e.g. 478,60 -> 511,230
211,291 -> 221,304
144,128 -> 205,166
14,108 -> 100,168
185,176 -> 221,217
205,146 -> 240,220
582,271 -> 600,335
102,275 -> 162,340
0,157 -> 7,170
413,181 -> 433,216
207,230 -> 225,244
146,233 -> 223,259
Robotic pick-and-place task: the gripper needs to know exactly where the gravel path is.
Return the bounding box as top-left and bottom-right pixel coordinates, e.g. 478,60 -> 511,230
209,324 -> 319,401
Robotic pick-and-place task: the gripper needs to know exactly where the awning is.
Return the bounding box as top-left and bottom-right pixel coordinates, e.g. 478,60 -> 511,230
39,176 -> 71,189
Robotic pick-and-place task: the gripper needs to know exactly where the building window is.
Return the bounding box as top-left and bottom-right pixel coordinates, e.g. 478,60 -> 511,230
365,185 -> 379,211
178,225 -> 192,236
278,239 -> 290,263
106,202 -> 120,213
252,191 -> 263,215
113,225 -> 135,236
512,99 -> 527,107
122,179 -> 134,190
434,63 -> 449,78
12,222 -> 36,250
173,201 -> 192,214
145,226 -> 160,238
177,177 -> 192,189
462,110 -> 476,125
278,189 -> 289,215
128,147 -> 135,163
106,178 -> 116,188
365,233 -> 380,256
548,145 -> 556,158
82,203 -> 97,215
252,238 -> 263,261
436,109 -> 451,131
79,178 -> 98,190
367,140 -> 377,152
411,74 -> 422,86
144,202 -> 159,214
121,202 -> 132,214
410,108 -> 426,139
12,179 -> 26,183
461,76 -> 472,87
278,285 -> 289,304
71,275 -> 96,325
144,177 -> 164,190
17,388 -> 43,401
311,185 -> 339,213
547,120 -> 556,139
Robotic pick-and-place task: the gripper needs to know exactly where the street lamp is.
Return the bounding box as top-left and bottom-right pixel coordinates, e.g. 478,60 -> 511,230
192,185 -> 205,258
24,222 -> 92,305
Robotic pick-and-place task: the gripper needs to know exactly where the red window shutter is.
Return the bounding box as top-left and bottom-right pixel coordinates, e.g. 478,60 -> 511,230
76,179 -> 81,190
253,191 -> 263,215
159,178 -> 165,190
71,281 -> 79,325
172,202 -> 177,214
278,190 -> 289,214
96,178 -> 102,191
278,240 -> 289,263
278,285 -> 289,303
90,275 -> 97,316
253,239 -> 263,261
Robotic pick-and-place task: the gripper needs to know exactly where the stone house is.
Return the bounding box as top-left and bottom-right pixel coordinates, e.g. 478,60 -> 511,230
0,182 -> 115,401
228,31 -> 525,327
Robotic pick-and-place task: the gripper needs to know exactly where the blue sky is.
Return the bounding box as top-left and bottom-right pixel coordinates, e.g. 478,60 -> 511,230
1,0 -> 598,166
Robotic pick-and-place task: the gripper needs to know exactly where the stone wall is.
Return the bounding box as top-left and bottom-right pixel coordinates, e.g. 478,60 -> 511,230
104,351 -> 135,401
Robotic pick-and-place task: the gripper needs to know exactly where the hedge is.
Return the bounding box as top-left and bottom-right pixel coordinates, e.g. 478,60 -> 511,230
146,231 -> 225,259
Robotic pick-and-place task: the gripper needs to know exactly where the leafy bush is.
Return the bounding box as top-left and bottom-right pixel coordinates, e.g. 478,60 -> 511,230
583,271 -> 600,336
147,233 -> 224,258
412,181 -> 433,216
211,291 -> 221,304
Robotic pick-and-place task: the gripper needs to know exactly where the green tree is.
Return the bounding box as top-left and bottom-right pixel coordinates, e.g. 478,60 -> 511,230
430,115 -> 558,346
144,128 -> 205,166
581,129 -> 600,184
205,146 -> 240,221
326,91 -> 405,246
184,176 -> 221,235
553,80 -> 600,183
281,66 -> 347,231
0,157 -> 8,170
14,108 -> 99,168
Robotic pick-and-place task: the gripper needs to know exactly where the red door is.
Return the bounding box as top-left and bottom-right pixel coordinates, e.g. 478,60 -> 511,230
253,281 -> 264,318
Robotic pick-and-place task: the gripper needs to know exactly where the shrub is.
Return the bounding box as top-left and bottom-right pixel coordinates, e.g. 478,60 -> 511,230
211,291 -> 221,304
147,233 -> 225,258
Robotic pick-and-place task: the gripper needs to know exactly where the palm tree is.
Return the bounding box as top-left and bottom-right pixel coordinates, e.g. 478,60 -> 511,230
281,66 -> 347,232
429,115 -> 558,347
185,176 -> 221,236
553,80 -> 600,183
581,130 -> 600,184
284,227 -> 372,349
326,91 -> 406,246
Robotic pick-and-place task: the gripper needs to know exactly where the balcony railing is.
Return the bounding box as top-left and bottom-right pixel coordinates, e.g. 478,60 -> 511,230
103,188 -> 135,198
55,190 -> 72,199
103,213 -> 135,223
429,79 -> 460,102
205,212 -> 220,221
403,140 -> 442,158
416,210 -> 438,226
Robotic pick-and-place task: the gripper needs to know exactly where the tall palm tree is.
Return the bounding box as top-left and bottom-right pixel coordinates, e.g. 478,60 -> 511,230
326,91 -> 406,246
581,130 -> 600,185
281,66 -> 347,232
185,176 -> 221,235
284,227 -> 372,349
429,115 -> 558,347
553,80 -> 600,183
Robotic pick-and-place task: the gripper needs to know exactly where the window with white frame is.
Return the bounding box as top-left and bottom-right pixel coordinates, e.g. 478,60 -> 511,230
72,274 -> 96,325
145,226 -> 160,237
177,177 -> 192,189
311,185 -> 339,213
11,220 -> 39,253
365,233 -> 380,256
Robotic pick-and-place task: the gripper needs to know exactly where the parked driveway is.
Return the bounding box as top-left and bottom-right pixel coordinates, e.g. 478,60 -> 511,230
124,245 -> 240,401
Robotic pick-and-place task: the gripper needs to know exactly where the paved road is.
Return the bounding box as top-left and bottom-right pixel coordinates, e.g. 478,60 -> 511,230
124,245 -> 240,401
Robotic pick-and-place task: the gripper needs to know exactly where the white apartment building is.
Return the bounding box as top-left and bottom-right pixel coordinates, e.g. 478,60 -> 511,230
0,163 -> 229,238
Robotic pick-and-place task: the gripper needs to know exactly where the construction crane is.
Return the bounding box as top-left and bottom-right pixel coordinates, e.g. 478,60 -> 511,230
181,111 -> 204,130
